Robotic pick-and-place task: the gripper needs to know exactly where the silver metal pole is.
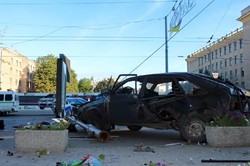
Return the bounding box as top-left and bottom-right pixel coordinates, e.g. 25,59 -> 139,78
165,16 -> 168,73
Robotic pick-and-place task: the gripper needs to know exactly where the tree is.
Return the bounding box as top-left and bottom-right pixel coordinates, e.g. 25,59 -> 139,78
94,78 -> 115,92
33,54 -> 79,93
66,69 -> 79,93
34,55 -> 57,93
78,78 -> 93,93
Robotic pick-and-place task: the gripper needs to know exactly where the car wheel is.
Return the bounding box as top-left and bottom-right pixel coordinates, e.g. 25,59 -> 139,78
180,115 -> 206,143
90,113 -> 103,130
39,107 -> 45,110
127,125 -> 142,131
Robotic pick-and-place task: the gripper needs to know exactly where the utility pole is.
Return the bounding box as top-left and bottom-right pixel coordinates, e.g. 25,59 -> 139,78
165,16 -> 168,73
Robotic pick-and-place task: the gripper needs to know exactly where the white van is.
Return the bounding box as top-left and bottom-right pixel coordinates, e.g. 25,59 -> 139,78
0,91 -> 19,115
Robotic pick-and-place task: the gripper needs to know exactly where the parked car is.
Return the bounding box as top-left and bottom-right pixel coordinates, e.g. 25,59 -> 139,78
73,72 -> 250,143
67,97 -> 87,112
38,94 -> 56,110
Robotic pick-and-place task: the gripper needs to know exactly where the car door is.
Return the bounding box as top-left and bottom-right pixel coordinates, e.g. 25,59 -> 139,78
108,79 -> 142,123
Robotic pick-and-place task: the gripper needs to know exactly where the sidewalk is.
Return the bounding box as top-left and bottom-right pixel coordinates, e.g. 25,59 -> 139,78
1,127 -> 250,166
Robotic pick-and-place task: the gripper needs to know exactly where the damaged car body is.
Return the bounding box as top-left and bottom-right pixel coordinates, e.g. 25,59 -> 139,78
74,72 -> 250,143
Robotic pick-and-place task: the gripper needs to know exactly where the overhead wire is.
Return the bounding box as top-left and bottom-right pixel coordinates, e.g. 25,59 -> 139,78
207,0 -> 233,43
128,0 -> 216,74
0,1 -> 176,6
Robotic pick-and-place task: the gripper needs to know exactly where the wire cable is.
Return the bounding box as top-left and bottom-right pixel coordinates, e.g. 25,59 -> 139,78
128,0 -> 216,74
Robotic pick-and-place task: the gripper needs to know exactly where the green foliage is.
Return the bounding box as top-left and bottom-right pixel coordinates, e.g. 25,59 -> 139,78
34,54 -> 79,93
33,55 -> 57,93
66,69 -> 79,93
17,120 -> 70,130
78,78 -> 93,92
94,78 -> 115,92
209,113 -> 249,127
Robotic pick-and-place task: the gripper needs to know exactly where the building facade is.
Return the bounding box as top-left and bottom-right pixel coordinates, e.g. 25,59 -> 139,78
0,47 -> 36,92
186,5 -> 250,89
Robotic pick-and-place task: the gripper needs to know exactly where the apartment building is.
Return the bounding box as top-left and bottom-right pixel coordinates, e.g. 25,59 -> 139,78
0,47 -> 36,92
186,5 -> 250,89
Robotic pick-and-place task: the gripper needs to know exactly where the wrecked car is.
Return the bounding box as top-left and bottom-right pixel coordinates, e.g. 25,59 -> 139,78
72,72 -> 250,143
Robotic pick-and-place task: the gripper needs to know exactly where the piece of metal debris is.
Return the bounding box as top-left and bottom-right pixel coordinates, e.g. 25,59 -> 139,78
201,159 -> 250,163
134,143 -> 155,153
165,142 -> 182,147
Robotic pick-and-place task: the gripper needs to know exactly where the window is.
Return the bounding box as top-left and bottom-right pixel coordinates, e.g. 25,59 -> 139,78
225,59 -> 227,67
211,63 -> 214,71
230,70 -> 233,79
229,43 -> 232,53
241,82 -> 245,88
19,62 -> 22,67
0,94 -> 3,101
235,69 -> 238,78
234,41 -> 237,51
221,73 -> 223,79
16,60 -> 18,66
216,62 -> 218,70
10,67 -> 12,73
215,50 -> 218,59
225,72 -> 228,80
5,94 -> 12,101
239,38 -> 243,49
10,78 -> 12,85
235,55 -> 238,65
211,52 -> 214,60
220,60 -> 223,69
229,57 -> 232,66
116,79 -> 142,95
178,80 -> 205,95
224,46 -> 227,55
219,48 -> 222,56
240,53 -> 243,63
204,54 -> 207,63
241,68 -> 244,77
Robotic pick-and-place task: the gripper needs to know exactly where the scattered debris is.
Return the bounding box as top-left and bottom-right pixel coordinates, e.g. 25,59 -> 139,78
57,154 -> 103,166
201,159 -> 250,163
144,161 -> 167,166
7,151 -> 13,156
98,154 -> 105,161
35,149 -> 49,156
165,142 -> 182,147
134,143 -> 155,153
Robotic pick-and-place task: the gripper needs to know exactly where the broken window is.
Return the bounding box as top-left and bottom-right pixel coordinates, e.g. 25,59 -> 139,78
177,80 -> 205,95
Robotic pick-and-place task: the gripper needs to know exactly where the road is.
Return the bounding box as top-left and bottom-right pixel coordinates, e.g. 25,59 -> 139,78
0,109 -> 250,166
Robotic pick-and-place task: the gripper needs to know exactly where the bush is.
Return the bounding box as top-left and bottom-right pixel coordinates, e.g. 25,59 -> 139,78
209,113 -> 249,127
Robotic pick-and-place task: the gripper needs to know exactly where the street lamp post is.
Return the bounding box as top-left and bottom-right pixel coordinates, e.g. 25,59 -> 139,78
0,47 -> 3,90
165,16 -> 168,73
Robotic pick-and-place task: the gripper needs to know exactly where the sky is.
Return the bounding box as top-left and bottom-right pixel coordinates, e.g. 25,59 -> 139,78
0,0 -> 249,82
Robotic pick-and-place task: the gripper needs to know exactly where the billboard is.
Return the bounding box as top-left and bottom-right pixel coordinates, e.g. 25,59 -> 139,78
55,54 -> 70,118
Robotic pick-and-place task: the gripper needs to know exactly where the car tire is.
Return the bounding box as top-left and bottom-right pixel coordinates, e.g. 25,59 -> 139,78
180,115 -> 206,143
127,125 -> 142,131
90,113 -> 103,130
39,107 -> 45,110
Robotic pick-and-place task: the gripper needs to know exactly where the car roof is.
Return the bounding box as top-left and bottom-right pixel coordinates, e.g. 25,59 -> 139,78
114,72 -> 232,91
